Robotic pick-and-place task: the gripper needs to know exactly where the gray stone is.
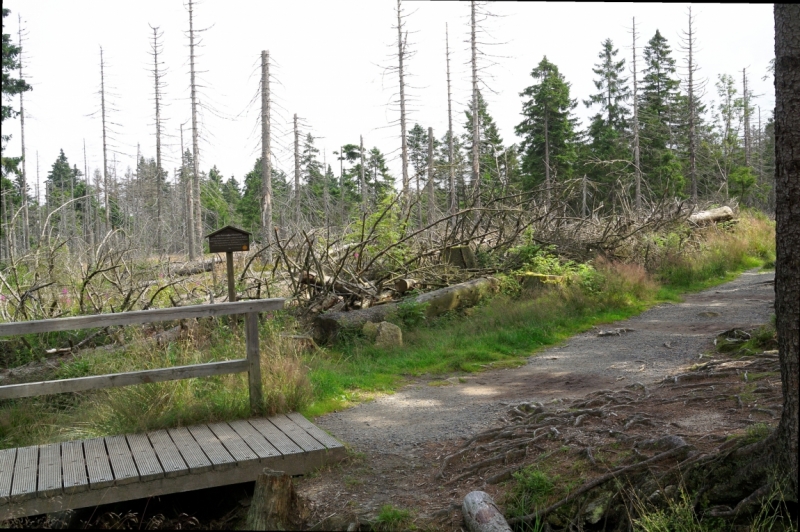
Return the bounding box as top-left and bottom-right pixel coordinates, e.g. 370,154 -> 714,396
375,321 -> 402,348
362,321 -> 379,341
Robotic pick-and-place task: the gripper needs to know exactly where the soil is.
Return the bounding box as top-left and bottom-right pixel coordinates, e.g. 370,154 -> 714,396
4,269 -> 779,530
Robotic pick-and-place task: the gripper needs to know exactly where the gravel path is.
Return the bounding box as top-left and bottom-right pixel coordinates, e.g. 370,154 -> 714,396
314,270 -> 775,454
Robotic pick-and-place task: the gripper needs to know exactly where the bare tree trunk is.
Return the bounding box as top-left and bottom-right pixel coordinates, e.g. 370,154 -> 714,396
427,126 -> 435,229
773,3 -> 799,503
181,121 -> 195,259
360,135 -> 366,214
294,113 -> 300,225
396,0 -> 410,208
684,7 -> 698,204
150,25 -> 165,253
188,0 -> 202,256
544,113 -> 551,212
446,24 -> 456,217
17,17 -> 29,251
470,0 -> 481,209
261,50 -> 272,258
632,17 -> 642,212
743,67 -> 751,168
100,46 -> 110,232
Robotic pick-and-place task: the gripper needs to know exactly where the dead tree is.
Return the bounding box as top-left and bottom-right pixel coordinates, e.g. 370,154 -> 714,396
427,126 -> 435,228
470,1 -> 481,209
446,23 -> 457,217
631,17 -> 642,212
187,0 -> 202,258
17,16 -> 29,251
294,113 -> 300,225
99,46 -> 110,231
180,120 -> 195,258
680,7 -> 700,204
149,25 -> 166,252
396,0 -> 410,208
743,67 -> 751,168
360,135 -> 367,214
83,140 -> 93,251
261,50 -> 272,258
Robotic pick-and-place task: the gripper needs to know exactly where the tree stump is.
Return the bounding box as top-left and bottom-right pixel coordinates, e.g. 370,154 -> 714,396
442,245 -> 478,269
462,491 -> 512,532
246,469 -> 295,531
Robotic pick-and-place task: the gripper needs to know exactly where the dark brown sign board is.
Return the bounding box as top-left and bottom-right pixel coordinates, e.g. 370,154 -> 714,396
207,225 -> 251,253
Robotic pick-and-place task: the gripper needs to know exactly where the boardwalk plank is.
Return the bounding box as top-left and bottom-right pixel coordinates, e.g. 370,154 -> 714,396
207,422 -> 259,464
248,418 -> 303,456
84,438 -> 114,490
126,433 -> 163,481
269,415 -> 325,452
187,425 -> 235,471
167,427 -> 212,474
0,448 -> 16,506
37,444 -> 62,498
105,435 -> 138,486
228,420 -> 280,460
61,441 -> 88,494
286,412 -> 345,450
10,446 -> 37,502
147,431 -> 188,478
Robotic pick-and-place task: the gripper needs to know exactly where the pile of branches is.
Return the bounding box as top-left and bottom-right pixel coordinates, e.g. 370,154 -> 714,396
435,352 -> 785,529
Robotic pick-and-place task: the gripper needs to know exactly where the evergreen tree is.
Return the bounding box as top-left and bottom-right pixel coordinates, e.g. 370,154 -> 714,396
516,57 -> 579,198
464,91 -> 510,197
639,30 -> 684,197
1,8 -> 32,178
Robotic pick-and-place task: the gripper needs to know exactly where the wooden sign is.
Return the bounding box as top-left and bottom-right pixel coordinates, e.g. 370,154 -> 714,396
207,225 -> 251,253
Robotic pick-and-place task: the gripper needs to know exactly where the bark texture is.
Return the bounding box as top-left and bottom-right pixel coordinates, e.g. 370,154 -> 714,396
773,3 -> 800,503
246,469 -> 294,531
462,491 -> 512,532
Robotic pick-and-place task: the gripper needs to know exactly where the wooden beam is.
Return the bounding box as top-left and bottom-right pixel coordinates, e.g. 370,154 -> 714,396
246,312 -> 263,415
0,299 -> 285,336
0,359 -> 248,400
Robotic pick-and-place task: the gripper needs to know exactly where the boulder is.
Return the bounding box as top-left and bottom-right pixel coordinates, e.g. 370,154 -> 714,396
362,321 -> 379,341
375,321 -> 402,348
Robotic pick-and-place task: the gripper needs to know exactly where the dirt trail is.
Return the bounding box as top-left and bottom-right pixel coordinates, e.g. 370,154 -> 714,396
313,269 -> 774,453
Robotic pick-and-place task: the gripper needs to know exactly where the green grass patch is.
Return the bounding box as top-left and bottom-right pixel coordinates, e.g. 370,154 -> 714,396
374,504 -> 414,531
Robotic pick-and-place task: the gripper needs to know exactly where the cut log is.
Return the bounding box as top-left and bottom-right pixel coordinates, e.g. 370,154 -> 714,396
313,277 -> 499,344
246,469 -> 294,531
688,206 -> 734,225
395,278 -> 419,294
462,491 -> 512,532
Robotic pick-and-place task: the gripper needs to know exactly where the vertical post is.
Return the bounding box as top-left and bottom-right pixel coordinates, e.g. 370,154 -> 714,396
245,311 -> 263,415
226,251 -> 236,303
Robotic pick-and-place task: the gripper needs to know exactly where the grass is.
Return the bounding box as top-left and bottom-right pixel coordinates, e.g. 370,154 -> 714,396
374,504 -> 414,531
0,211 -> 776,448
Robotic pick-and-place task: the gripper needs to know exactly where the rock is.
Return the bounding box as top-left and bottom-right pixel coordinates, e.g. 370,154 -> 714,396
516,272 -> 564,290
362,322 -> 379,341
375,321 -> 402,348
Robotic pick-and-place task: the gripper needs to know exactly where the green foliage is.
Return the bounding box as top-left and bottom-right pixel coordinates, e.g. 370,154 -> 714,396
632,487 -> 725,532
395,296 -> 429,328
516,56 -> 579,189
1,7 -> 32,178
375,504 -> 413,531
506,466 -> 554,525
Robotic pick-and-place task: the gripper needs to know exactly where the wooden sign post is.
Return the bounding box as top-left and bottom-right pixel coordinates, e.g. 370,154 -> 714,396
206,225 -> 251,302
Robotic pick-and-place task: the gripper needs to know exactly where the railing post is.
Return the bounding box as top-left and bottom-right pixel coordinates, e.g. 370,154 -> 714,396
245,311 -> 263,415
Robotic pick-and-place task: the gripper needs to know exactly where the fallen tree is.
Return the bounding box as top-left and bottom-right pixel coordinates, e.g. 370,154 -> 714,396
312,277 -> 499,344
688,206 -> 734,225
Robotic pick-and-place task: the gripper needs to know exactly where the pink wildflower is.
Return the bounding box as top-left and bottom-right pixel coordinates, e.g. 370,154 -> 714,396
62,288 -> 69,295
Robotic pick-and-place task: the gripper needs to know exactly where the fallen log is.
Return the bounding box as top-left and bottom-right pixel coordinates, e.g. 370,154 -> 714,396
462,491 -> 512,532
171,257 -> 222,277
688,206 -> 734,225
313,277 -> 499,344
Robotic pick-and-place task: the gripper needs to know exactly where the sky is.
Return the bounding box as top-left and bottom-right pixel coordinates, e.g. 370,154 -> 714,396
3,1 -> 775,202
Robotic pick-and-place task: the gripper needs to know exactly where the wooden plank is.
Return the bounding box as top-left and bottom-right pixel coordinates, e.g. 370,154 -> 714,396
207,422 -> 259,464
167,427 -> 212,474
187,425 -> 235,471
83,438 -> 114,490
245,312 -> 263,415
147,430 -> 188,478
0,359 -> 249,400
60,441 -> 88,494
0,449 -> 16,506
228,420 -> 280,460
286,412 -> 345,450
268,415 -> 325,452
126,433 -> 163,481
248,418 -> 303,456
104,435 -> 138,486
10,446 -> 37,502
37,443 -> 62,498
0,298 -> 285,336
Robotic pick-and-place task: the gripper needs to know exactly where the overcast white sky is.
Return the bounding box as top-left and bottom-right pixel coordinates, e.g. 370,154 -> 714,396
3,1 -> 774,201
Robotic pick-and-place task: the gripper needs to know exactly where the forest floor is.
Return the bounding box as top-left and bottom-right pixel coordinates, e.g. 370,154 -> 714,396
6,269 -> 779,530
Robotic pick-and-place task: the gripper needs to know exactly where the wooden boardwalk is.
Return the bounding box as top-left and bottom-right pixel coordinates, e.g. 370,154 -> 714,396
0,413 -> 345,520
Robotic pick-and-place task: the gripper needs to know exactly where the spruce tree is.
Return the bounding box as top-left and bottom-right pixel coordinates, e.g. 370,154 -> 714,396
516,57 -> 579,202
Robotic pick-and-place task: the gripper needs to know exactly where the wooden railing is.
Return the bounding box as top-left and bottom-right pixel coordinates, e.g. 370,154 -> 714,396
0,299 -> 285,414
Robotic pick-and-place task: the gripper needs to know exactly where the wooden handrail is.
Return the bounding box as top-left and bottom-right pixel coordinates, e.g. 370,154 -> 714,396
0,298 -> 286,414
0,298 -> 284,336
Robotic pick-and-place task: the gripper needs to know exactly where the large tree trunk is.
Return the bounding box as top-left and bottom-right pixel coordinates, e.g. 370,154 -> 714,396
773,3 -> 799,503
462,491 -> 512,532
313,277 -> 499,344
